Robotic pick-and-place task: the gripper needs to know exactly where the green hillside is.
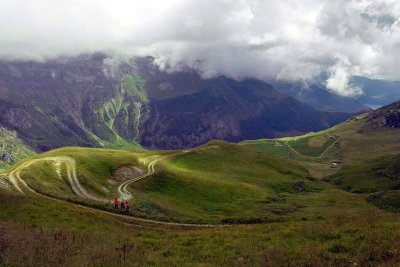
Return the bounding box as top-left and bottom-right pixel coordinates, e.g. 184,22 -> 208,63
325,155 -> 400,193
0,127 -> 35,171
3,140 -> 379,225
241,103 -> 400,213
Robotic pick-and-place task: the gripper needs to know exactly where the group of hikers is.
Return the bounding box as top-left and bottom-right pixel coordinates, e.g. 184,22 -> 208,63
113,197 -> 130,212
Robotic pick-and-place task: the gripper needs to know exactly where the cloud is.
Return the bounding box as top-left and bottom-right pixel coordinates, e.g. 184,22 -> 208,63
0,0 -> 399,96
326,55 -> 363,97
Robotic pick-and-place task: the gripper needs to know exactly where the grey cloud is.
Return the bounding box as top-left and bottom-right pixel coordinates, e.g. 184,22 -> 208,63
0,0 -> 399,96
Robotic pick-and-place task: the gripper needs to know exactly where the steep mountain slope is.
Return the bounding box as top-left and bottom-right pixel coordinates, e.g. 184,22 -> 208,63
272,81 -> 371,113
0,54 -> 354,151
364,100 -> 400,129
0,127 -> 35,169
140,75 -> 352,148
272,77 -> 400,112
353,76 -> 400,108
0,55 -> 146,151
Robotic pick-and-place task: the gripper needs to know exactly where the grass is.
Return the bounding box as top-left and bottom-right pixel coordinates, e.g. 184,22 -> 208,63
0,192 -> 399,266
132,142 -> 326,222
9,147 -> 168,201
123,75 -> 149,103
90,74 -> 149,150
324,155 -> 400,193
5,141 -> 382,225
368,191 -> 400,212
240,111 -> 400,215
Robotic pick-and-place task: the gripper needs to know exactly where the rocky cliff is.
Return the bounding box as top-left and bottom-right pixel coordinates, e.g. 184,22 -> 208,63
367,100 -> 400,129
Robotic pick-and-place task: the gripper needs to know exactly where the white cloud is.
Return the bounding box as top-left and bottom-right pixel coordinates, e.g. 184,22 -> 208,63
0,0 -> 399,96
326,55 -> 363,97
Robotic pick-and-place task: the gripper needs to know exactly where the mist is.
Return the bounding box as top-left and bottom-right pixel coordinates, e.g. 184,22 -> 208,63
1,0 -> 399,96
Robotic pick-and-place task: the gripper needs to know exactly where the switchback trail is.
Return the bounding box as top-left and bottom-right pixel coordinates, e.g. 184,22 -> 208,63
8,157 -> 109,202
241,138 -> 343,159
285,137 -> 343,159
3,146 -> 231,228
117,145 -> 220,200
117,157 -> 160,200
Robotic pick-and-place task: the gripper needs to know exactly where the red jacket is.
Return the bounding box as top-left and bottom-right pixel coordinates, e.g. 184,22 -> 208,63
114,199 -> 119,205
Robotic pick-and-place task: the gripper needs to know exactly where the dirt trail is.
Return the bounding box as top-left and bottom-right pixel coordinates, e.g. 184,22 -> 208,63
241,138 -> 342,159
117,157 -> 160,200
117,145 -> 220,200
29,188 -> 231,229
285,137 -> 343,159
2,146 -> 232,228
7,157 -> 109,202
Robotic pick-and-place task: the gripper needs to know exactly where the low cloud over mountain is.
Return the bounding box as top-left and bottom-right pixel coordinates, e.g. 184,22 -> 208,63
1,0 -> 400,96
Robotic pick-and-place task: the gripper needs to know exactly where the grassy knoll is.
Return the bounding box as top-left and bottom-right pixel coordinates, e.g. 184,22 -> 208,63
130,142 -> 380,223
9,147 -> 171,201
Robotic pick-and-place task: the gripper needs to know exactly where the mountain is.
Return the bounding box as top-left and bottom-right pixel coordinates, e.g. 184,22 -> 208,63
272,81 -> 371,113
364,100 -> 400,129
353,76 -> 400,108
0,54 -> 354,151
272,77 -> 400,112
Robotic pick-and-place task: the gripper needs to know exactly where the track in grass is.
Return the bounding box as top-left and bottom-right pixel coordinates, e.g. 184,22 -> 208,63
117,157 -> 160,200
7,157 -> 109,202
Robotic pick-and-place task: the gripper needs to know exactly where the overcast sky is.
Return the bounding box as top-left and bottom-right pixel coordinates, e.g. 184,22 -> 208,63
0,0 -> 399,96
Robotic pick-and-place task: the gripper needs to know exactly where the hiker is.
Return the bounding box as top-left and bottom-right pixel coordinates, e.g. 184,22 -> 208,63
125,201 -> 130,212
114,198 -> 119,210
120,199 -> 125,211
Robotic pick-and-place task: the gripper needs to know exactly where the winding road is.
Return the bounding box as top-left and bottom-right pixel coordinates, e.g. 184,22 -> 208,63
1,148 -> 229,228
241,137 -> 343,159
7,157 -> 109,202
117,157 -> 161,200
285,137 -> 343,158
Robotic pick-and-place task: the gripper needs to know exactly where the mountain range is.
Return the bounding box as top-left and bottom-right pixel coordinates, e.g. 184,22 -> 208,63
0,54 -> 362,152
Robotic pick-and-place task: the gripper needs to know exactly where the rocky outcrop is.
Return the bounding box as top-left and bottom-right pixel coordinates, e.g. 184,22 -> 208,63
0,153 -> 12,164
0,126 -> 35,166
367,101 -> 400,129
108,165 -> 144,182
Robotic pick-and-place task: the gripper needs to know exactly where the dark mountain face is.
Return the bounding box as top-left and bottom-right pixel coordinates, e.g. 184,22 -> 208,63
272,81 -> 371,113
272,77 -> 400,112
353,76 -> 400,108
367,100 -> 400,129
0,55 -> 354,151
140,77 -> 351,148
